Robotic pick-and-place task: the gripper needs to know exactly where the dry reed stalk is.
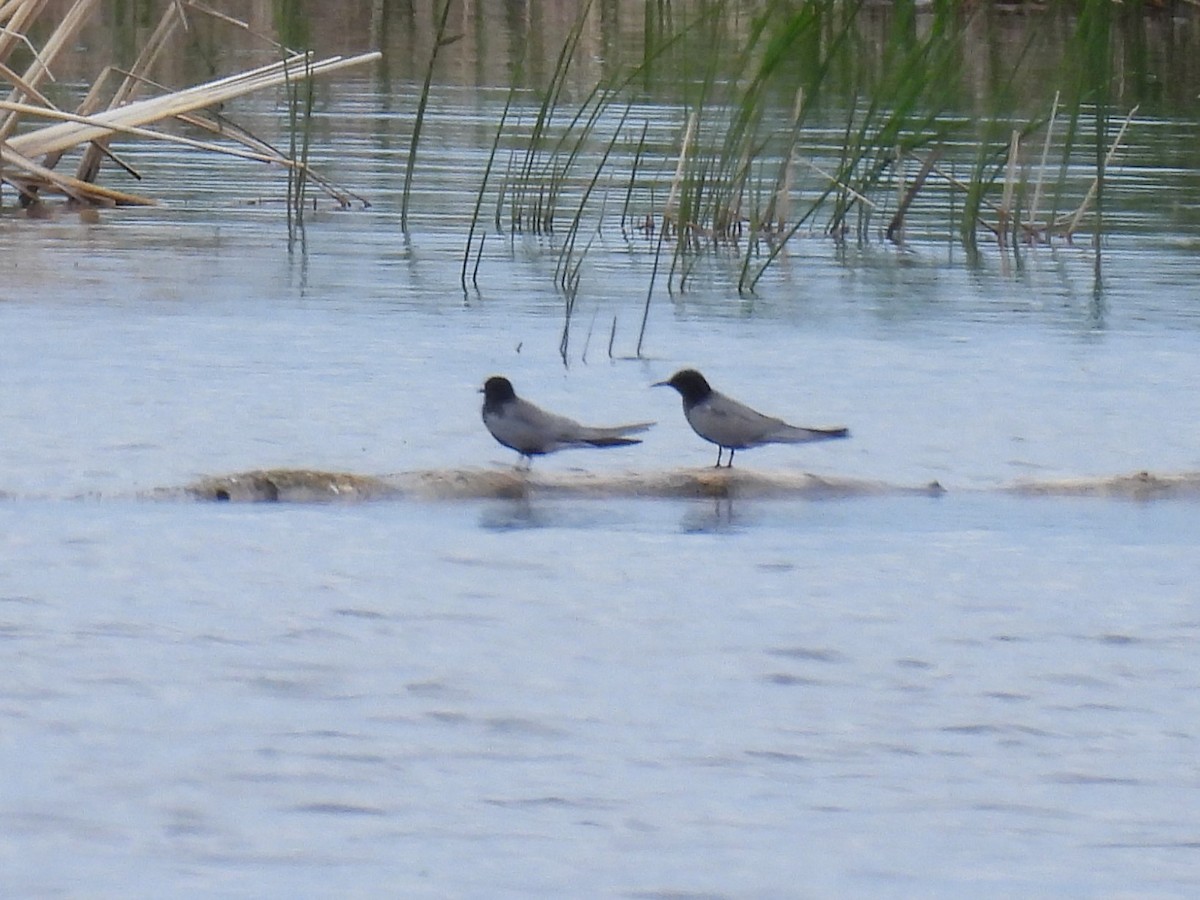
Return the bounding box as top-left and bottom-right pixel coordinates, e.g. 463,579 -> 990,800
997,129 -> 1020,246
663,110 -> 697,234
0,0 -> 55,107
74,63 -> 369,206
0,0 -> 96,142
63,0 -> 305,188
1063,104 -> 1137,239
168,107 -> 367,207
928,161 -> 1004,218
2,45 -> 378,205
1026,90 -> 1060,239
800,158 -> 877,211
0,139 -> 152,204
9,53 -> 378,160
182,1 -> 269,40
69,1 -> 185,182
0,0 -> 46,21
0,0 -> 50,59
0,57 -> 54,107
0,99 -> 320,167
755,85 -> 803,237
885,146 -> 942,242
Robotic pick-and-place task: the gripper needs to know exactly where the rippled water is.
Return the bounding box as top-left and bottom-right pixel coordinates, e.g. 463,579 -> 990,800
5,495 -> 1200,896
3,70 -> 1200,896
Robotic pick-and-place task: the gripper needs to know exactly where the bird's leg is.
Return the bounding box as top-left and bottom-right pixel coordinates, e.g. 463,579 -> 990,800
714,446 -> 724,468
726,448 -> 735,468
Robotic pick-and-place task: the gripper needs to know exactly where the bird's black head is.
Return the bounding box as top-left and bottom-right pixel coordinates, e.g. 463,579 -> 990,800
481,376 -> 517,411
654,368 -> 712,407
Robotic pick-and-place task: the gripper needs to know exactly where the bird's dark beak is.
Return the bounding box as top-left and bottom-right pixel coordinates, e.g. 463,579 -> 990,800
651,380 -> 669,388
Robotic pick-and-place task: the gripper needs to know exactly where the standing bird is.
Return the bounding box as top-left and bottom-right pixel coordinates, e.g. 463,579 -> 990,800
481,376 -> 654,468
654,368 -> 849,468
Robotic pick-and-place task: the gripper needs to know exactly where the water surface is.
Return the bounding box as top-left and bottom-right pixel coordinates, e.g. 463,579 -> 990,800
3,10 -> 1200,896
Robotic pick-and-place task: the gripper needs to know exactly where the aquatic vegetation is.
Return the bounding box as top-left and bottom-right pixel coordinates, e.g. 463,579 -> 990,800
0,0 -> 378,211
402,0 -> 458,231
2,0 -> 1171,348
284,49 -> 316,247
454,0 -> 1152,338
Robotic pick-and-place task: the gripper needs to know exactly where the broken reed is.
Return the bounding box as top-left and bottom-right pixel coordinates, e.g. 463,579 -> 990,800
0,0 -> 378,211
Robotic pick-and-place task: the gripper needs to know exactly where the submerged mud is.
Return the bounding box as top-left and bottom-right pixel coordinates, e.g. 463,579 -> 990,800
171,467 -> 945,503
162,467 -> 1200,503
1007,470 -> 1200,500
184,470 -> 395,503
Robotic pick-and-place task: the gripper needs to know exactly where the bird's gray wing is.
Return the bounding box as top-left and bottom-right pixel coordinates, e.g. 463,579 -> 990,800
499,398 -> 582,450
763,421 -> 851,444
511,399 -> 651,449
689,393 -> 785,448
573,420 -> 655,444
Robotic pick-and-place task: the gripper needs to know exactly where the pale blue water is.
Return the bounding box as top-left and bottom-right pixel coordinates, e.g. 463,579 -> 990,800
2,74 -> 1200,898
3,495 -> 1199,897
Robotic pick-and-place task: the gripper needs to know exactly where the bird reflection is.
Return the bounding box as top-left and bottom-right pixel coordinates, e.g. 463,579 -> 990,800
478,497 -> 548,531
679,496 -> 742,533
477,498 -> 634,532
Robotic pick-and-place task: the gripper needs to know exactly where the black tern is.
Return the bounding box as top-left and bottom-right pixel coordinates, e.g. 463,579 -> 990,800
654,368 -> 849,467
481,376 -> 654,468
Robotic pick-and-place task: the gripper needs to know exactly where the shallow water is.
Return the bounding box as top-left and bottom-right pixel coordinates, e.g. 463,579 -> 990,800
4,32 -> 1200,898
4,494 -> 1200,897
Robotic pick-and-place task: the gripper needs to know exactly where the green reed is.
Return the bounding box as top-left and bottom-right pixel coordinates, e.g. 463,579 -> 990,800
506,0 -> 594,233
402,0 -> 458,232
453,0 -> 1143,356
285,50 -> 315,249
1073,0 -> 1113,277
462,85 -> 516,291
